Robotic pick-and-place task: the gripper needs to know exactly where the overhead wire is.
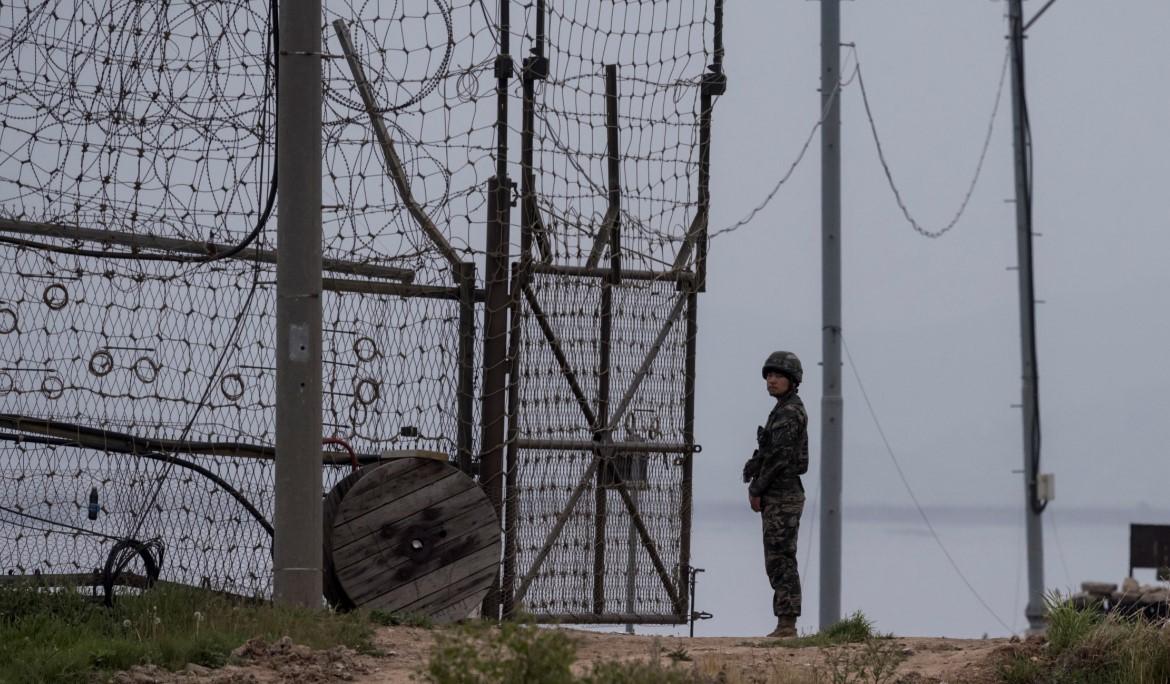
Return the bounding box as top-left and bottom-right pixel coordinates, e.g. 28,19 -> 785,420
842,333 -> 1013,634
707,49 -> 859,241
855,44 -> 1010,239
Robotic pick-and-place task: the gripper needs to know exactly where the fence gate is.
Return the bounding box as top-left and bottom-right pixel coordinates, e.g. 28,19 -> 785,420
501,268 -> 699,624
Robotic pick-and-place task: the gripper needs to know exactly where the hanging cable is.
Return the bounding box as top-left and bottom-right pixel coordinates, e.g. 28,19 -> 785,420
842,334 -> 1013,633
855,44 -> 1009,239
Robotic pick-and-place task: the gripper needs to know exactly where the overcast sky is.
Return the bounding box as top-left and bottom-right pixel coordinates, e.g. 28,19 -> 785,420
684,0 -> 1170,635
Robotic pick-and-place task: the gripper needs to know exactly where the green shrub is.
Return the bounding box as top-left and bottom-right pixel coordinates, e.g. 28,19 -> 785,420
369,609 -> 434,629
1046,592 -> 1102,655
581,658 -> 700,683
425,619 -> 577,684
0,582 -> 375,682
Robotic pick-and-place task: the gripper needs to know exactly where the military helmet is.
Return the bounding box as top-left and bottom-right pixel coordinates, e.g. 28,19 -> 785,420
762,351 -> 803,385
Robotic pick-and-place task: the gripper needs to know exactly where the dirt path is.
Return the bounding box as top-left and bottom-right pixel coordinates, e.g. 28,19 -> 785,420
354,628 -> 1017,683
113,627 -> 1021,683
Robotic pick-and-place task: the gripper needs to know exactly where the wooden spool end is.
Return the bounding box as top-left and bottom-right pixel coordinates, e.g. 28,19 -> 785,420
325,457 -> 500,623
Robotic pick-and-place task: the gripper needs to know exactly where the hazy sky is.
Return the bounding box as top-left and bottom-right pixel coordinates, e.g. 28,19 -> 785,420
684,0 -> 1170,636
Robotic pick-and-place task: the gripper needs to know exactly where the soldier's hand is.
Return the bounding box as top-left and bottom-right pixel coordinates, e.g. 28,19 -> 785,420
749,494 -> 762,513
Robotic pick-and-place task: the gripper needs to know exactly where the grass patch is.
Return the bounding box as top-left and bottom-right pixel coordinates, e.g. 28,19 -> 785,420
0,581 -> 376,683
369,609 -> 434,629
995,596 -> 1170,684
753,611 -> 889,649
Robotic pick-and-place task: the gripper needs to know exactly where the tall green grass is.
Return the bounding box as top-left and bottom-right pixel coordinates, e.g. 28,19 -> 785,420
0,582 -> 375,683
999,594 -> 1170,684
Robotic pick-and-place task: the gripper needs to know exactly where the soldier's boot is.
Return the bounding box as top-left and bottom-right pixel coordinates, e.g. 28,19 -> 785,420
767,616 -> 797,638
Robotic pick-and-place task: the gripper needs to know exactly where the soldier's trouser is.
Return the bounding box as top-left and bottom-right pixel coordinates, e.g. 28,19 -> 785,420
761,491 -> 805,617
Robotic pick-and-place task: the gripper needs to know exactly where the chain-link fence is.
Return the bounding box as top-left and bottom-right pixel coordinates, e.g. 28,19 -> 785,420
0,0 -> 721,621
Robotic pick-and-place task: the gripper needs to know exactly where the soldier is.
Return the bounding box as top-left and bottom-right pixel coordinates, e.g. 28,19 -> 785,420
742,351 -> 808,638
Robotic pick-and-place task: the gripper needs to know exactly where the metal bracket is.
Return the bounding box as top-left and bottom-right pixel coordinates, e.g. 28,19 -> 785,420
523,55 -> 549,81
701,65 -> 727,97
494,54 -> 514,80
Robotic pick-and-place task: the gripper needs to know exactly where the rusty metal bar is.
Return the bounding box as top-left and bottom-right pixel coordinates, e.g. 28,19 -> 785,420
456,262 -> 477,474
532,262 -> 693,283
605,64 -> 622,284
0,217 -> 415,283
514,438 -> 692,454
696,89 -> 712,291
511,455 -> 601,607
584,206 -> 615,269
520,0 -> 550,265
480,178 -> 511,620
529,613 -> 687,625
331,20 -> 462,271
520,285 -> 598,428
671,210 -> 707,272
320,277 -> 481,301
679,290 -> 698,615
593,276 -> 614,615
480,0 -> 513,622
501,264 -> 523,618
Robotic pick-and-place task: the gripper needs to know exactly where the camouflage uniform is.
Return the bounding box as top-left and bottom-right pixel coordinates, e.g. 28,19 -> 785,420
744,352 -> 808,619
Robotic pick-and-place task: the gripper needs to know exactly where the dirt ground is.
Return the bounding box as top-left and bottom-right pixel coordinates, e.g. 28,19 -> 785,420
112,627 -> 1027,684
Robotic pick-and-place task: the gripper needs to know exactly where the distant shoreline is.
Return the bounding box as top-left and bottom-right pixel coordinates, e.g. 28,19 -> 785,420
694,499 -> 1170,526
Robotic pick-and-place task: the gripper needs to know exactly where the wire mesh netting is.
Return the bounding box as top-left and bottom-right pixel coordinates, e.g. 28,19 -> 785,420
0,0 -> 718,619
508,272 -> 694,621
502,0 -> 715,622
0,0 -> 495,596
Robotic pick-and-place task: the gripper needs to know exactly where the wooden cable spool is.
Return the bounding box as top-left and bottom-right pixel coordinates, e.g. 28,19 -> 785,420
322,456 -> 500,622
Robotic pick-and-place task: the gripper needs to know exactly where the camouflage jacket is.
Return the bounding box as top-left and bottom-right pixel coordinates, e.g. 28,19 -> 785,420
747,391 -> 809,497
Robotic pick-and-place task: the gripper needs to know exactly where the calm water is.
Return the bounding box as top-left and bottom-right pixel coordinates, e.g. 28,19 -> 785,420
594,501 -> 1169,639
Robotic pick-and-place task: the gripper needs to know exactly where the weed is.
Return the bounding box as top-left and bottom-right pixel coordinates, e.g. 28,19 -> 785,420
756,611 -> 887,649
1003,600 -> 1170,684
820,638 -> 905,684
996,651 -> 1043,684
1046,591 -> 1102,655
667,645 -> 693,662
582,659 -> 699,683
369,609 -> 434,629
0,582 -> 375,682
424,619 -> 577,684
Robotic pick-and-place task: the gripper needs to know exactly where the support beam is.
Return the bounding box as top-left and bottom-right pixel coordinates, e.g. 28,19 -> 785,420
274,0 -> 324,608
331,20 -> 462,271
0,218 -> 415,282
1008,0 -> 1046,633
456,262 -> 477,474
819,0 -> 844,630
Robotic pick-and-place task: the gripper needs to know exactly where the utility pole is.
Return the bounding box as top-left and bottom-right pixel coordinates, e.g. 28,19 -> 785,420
1007,0 -> 1046,633
818,0 -> 843,631
274,0 -> 324,606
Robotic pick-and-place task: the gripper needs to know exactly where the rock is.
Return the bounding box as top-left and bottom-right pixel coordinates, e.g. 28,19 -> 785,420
185,663 -> 212,676
1112,590 -> 1143,604
1140,589 -> 1169,605
1122,577 -> 1141,593
1081,582 -> 1117,596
